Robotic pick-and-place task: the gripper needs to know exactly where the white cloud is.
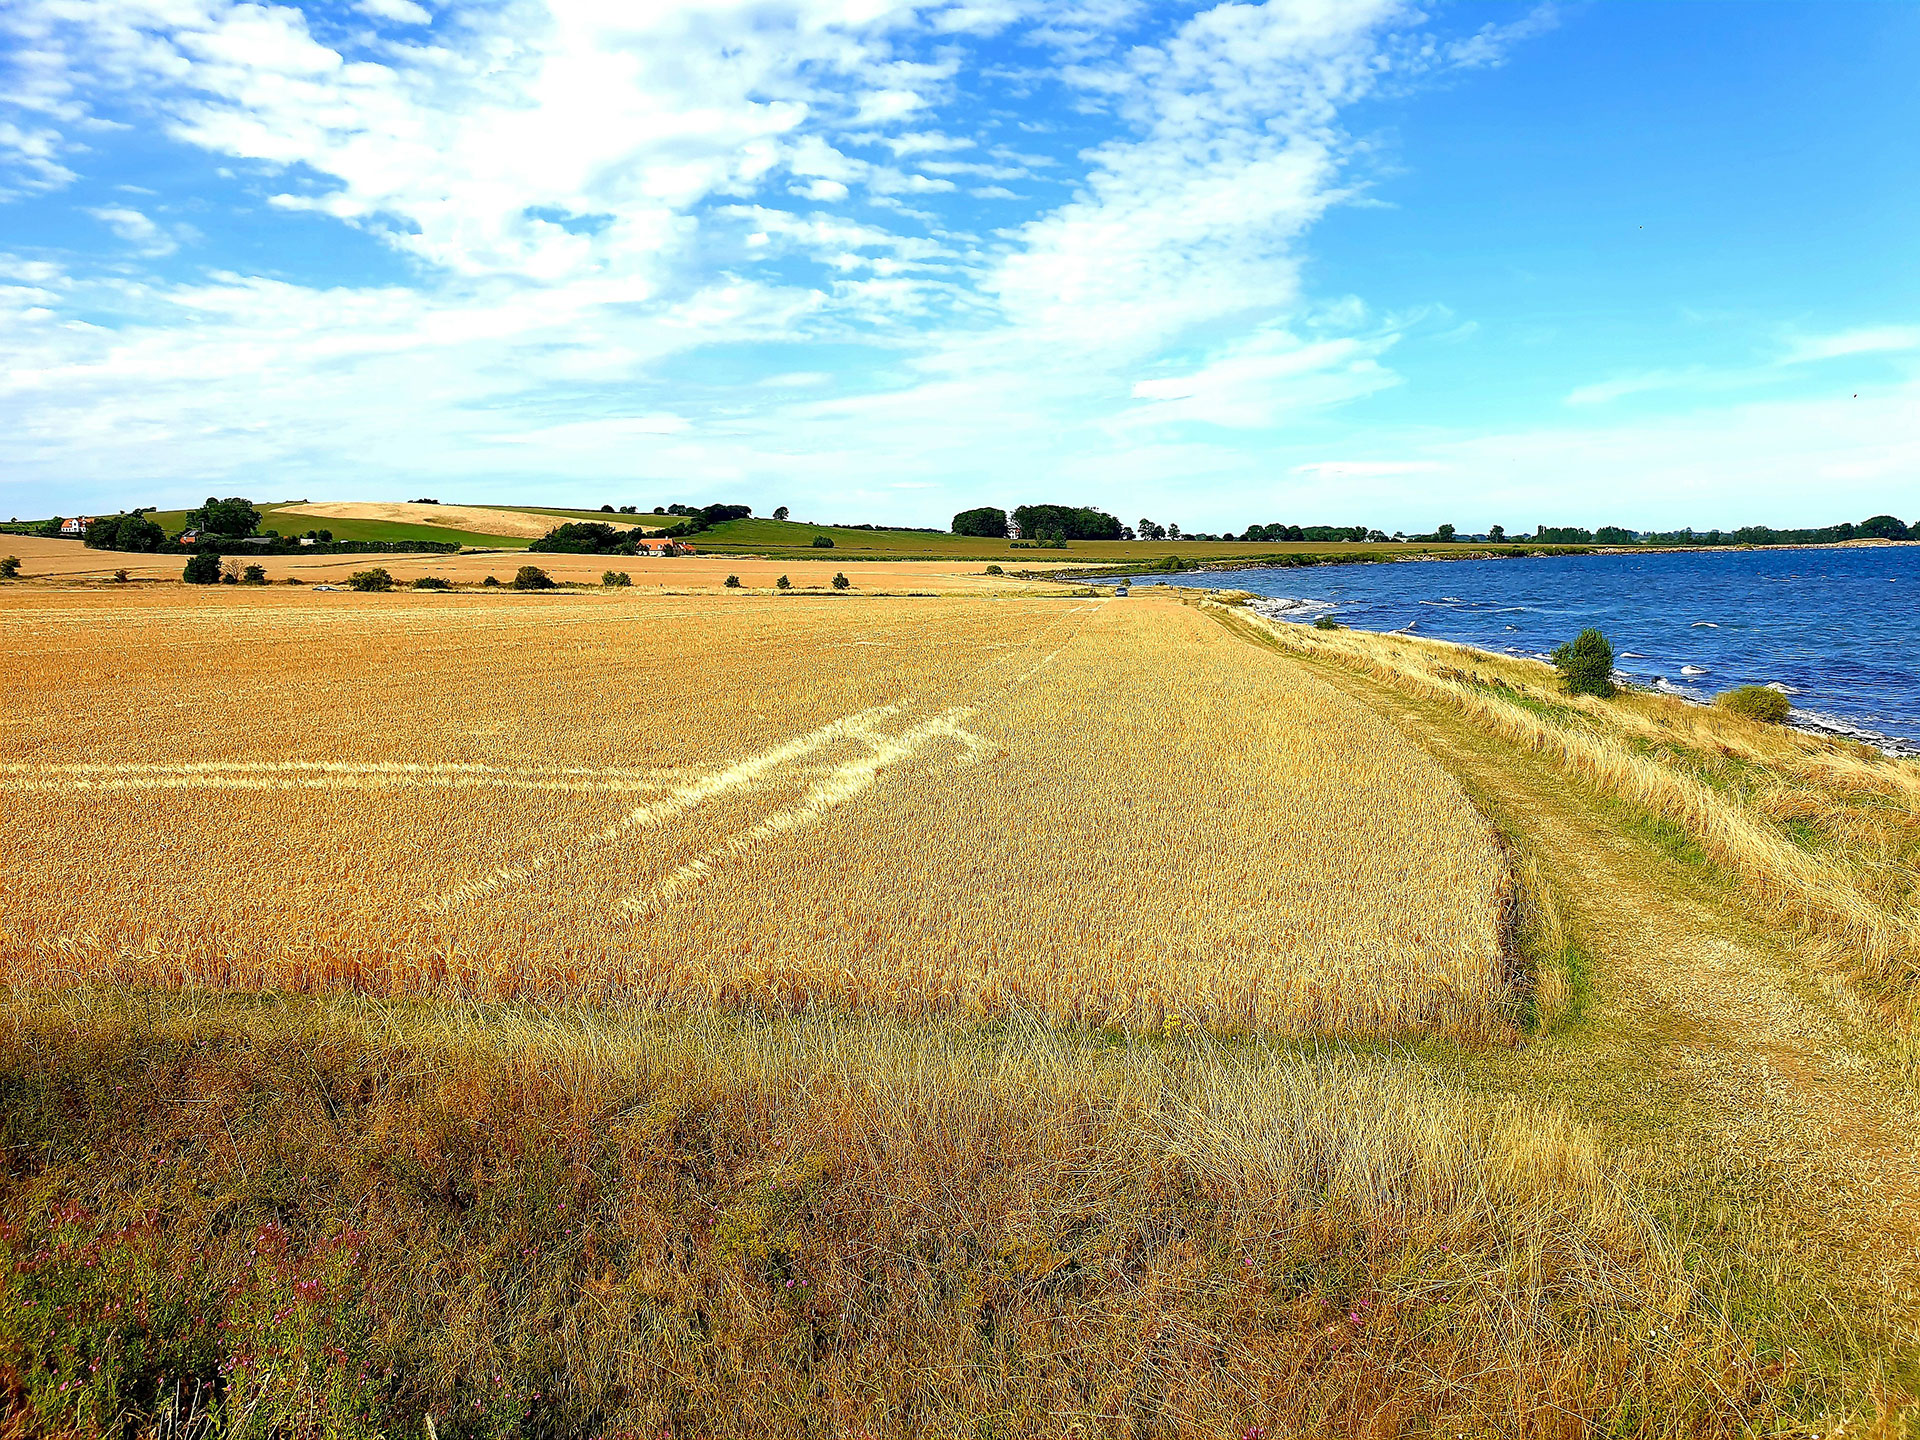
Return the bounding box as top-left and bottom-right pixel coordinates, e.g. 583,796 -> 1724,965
1129,332 -> 1401,428
357,0 -> 433,24
86,205 -> 179,256
0,0 -> 1587,523
1780,326 -> 1920,365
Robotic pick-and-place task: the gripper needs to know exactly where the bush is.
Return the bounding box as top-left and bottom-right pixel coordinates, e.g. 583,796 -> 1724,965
1716,685 -> 1791,724
724,575 -> 741,588
0,555 -> 19,579
984,564 -> 1004,576
112,568 -> 129,583
240,564 -> 268,585
601,570 -> 631,587
347,567 -> 394,593
1313,615 -> 1341,631
812,535 -> 835,549
411,575 -> 451,591
285,576 -> 304,586
832,571 -> 850,590
1552,627 -> 1616,697
182,552 -> 222,585
512,565 -> 554,591
775,574 -> 791,591
482,575 -> 499,587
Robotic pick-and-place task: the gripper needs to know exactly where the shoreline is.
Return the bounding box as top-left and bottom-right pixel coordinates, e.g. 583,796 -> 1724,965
1242,597 -> 1919,758
1031,535 -> 1919,585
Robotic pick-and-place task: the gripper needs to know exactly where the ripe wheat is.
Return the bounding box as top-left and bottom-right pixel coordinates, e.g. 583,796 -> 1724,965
1,587 -> 1512,1038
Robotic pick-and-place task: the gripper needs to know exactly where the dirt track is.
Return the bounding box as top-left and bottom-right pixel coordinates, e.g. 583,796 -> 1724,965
1277,636 -> 1920,1329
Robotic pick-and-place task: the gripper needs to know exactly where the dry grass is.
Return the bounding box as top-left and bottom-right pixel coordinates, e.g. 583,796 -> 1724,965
1221,602 -> 1920,1024
0,993 -> 1775,1439
0,588 -> 1511,1040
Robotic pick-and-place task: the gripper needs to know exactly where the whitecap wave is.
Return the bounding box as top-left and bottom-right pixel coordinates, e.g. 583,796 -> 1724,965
1680,665 -> 1709,676
1689,621 -> 1718,628
1788,708 -> 1920,757
1249,596 -> 1335,621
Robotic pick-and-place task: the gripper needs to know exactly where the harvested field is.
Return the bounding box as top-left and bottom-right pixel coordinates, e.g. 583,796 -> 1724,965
275,501 -> 644,538
0,534 -> 1034,590
0,588 -> 1511,1038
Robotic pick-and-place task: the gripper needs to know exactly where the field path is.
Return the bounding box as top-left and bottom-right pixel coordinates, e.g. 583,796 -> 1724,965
1221,615 -> 1920,1330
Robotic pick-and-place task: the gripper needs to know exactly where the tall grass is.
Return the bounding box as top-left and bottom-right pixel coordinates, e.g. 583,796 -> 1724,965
0,993 -> 1773,1439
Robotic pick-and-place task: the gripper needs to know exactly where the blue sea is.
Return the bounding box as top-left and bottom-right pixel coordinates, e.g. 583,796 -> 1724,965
1125,546 -> 1920,753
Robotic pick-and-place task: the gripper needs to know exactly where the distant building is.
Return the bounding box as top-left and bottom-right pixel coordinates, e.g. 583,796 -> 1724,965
178,529 -> 200,546
60,516 -> 92,536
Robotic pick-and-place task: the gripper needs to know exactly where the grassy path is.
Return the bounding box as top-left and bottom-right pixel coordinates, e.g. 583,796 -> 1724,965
1220,614 -> 1920,1409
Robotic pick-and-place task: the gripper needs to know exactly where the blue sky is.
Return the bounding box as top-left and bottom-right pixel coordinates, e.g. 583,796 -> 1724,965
2,0 -> 1915,532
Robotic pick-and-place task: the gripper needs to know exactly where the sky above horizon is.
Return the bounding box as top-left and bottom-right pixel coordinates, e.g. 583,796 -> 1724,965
3,0 -> 1916,532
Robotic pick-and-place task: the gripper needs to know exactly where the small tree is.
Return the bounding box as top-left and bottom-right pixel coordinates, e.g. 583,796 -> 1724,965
512,565 -> 554,591
602,570 -> 631,587
1313,615 -> 1341,631
482,574 -> 499,587
773,506 -> 790,522
182,552 -> 221,584
240,564 -> 268,585
348,567 -> 394,592
113,568 -> 129,583
724,574 -> 741,588
775,574 -> 790,590
0,555 -> 19,579
812,535 -> 834,548
984,563 -> 1003,575
832,571 -> 850,590
1436,523 -> 1456,543
412,574 -> 451,590
1552,627 -> 1615,697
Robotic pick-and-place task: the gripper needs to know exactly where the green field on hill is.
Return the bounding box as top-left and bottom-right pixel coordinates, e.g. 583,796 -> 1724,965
686,515 -> 1562,565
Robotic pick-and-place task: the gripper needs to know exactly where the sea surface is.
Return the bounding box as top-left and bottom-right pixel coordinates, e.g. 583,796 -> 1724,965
1124,545 -> 1920,752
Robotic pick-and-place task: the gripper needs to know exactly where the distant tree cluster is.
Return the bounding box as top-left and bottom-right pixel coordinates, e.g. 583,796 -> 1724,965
952,506 -> 1008,538
83,511 -> 166,552
1237,523 -> 1373,544
1014,505 -> 1123,542
529,522 -> 635,554
186,496 -> 261,537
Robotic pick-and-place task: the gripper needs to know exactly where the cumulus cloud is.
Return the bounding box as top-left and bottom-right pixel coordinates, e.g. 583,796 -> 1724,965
0,0 -> 1569,519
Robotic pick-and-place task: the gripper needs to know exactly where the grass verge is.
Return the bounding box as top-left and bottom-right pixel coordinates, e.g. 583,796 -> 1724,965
0,994 -> 1779,1440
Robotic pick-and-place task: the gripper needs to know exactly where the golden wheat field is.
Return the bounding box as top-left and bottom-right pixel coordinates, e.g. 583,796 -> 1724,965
1,587 -> 1511,1036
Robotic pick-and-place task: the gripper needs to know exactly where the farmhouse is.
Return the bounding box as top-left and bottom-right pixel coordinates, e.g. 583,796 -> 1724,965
59,517 -> 92,536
